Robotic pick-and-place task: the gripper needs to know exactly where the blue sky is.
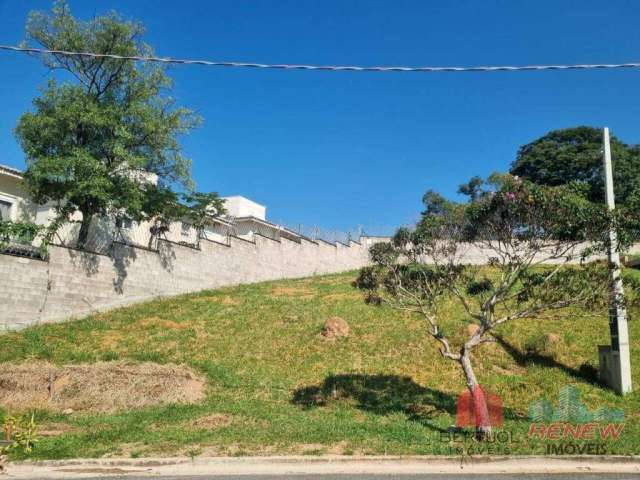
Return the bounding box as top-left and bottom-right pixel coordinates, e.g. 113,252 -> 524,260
2,1 -> 640,234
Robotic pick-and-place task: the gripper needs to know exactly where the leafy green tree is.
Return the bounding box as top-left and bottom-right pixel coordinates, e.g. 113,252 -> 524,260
356,175 -> 612,439
137,185 -> 182,249
457,175 -> 485,201
180,192 -> 226,249
510,126 -> 640,205
15,1 -> 200,247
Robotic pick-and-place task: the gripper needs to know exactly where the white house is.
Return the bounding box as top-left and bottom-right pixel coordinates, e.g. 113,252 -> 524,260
0,164 -> 32,222
222,195 -> 266,220
0,164 -> 303,251
221,196 -> 309,243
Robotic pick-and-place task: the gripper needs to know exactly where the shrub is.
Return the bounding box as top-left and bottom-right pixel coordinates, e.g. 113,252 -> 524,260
1,413 -> 38,455
0,220 -> 48,258
0,220 -> 42,246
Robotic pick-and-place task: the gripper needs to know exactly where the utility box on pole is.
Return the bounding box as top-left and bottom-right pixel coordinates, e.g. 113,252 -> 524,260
598,127 -> 633,395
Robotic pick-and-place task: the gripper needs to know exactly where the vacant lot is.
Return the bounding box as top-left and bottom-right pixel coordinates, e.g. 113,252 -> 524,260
0,270 -> 639,459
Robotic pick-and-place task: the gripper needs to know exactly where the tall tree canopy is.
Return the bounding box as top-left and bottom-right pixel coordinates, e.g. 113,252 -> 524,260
15,1 -> 201,246
509,126 -> 640,205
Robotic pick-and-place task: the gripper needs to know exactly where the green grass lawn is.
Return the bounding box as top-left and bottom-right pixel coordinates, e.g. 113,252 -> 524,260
1,270 -> 639,459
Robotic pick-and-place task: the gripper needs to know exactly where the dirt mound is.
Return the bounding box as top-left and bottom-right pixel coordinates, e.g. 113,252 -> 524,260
546,333 -> 561,344
321,317 -> 350,339
0,361 -> 205,413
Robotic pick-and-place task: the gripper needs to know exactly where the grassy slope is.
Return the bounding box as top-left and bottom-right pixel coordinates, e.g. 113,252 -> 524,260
0,270 -> 639,458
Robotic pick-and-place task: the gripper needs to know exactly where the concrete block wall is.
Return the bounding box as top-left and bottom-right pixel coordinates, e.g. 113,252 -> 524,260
0,235 -> 379,331
3,235 -> 638,332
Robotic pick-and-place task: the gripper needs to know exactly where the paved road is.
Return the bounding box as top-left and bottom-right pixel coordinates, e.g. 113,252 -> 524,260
44,475 -> 640,480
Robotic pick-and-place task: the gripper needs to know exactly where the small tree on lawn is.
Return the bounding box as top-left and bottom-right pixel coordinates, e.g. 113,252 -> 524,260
15,1 -> 200,248
355,175 -> 613,439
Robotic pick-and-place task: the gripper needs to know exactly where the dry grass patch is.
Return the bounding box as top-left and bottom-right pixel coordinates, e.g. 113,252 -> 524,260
322,292 -> 361,302
270,286 -> 315,298
491,364 -> 524,376
192,295 -> 240,305
298,441 -> 352,455
137,317 -> 191,330
189,413 -> 232,429
37,422 -> 78,438
97,330 -> 123,350
302,276 -> 351,285
0,361 -> 205,413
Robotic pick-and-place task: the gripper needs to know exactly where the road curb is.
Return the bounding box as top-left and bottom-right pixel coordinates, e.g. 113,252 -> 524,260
5,455 -> 640,478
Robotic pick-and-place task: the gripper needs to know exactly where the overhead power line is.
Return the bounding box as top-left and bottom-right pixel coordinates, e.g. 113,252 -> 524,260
2,44 -> 640,74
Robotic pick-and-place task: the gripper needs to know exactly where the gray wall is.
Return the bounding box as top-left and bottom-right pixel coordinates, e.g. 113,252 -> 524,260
4,236 -> 638,332
0,235 -> 378,331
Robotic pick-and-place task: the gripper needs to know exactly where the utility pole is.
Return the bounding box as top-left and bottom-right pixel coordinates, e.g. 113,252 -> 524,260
598,127 -> 633,394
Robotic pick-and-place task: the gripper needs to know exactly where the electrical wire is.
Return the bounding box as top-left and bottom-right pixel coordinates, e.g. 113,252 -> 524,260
2,44 -> 640,74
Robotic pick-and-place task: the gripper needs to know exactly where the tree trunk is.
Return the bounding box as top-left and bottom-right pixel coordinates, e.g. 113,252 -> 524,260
77,213 -> 92,249
148,220 -> 158,250
459,352 -> 492,440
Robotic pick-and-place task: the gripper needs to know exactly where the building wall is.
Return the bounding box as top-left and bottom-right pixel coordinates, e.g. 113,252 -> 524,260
0,173 -> 33,222
223,196 -> 266,220
0,235 -> 379,331
51,214 -> 230,252
3,228 -> 639,332
0,171 -> 222,250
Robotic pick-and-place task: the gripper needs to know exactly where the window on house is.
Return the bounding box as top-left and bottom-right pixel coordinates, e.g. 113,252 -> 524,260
181,222 -> 192,236
116,216 -> 133,230
0,200 -> 12,221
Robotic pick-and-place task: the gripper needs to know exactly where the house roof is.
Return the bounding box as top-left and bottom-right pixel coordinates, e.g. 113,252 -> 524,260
0,164 -> 23,179
234,216 -> 296,233
233,216 -> 318,243
207,215 -> 234,226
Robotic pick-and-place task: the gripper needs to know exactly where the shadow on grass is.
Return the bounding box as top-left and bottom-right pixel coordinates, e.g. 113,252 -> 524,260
492,334 -> 603,387
291,373 -> 520,433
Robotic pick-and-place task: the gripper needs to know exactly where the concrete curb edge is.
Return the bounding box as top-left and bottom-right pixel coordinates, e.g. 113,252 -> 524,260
4,455 -> 640,478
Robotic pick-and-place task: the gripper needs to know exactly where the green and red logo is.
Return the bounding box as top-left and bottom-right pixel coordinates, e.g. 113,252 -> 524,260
528,385 -> 624,453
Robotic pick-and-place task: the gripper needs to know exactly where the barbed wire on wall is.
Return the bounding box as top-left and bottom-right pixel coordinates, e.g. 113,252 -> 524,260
277,222 -> 401,245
